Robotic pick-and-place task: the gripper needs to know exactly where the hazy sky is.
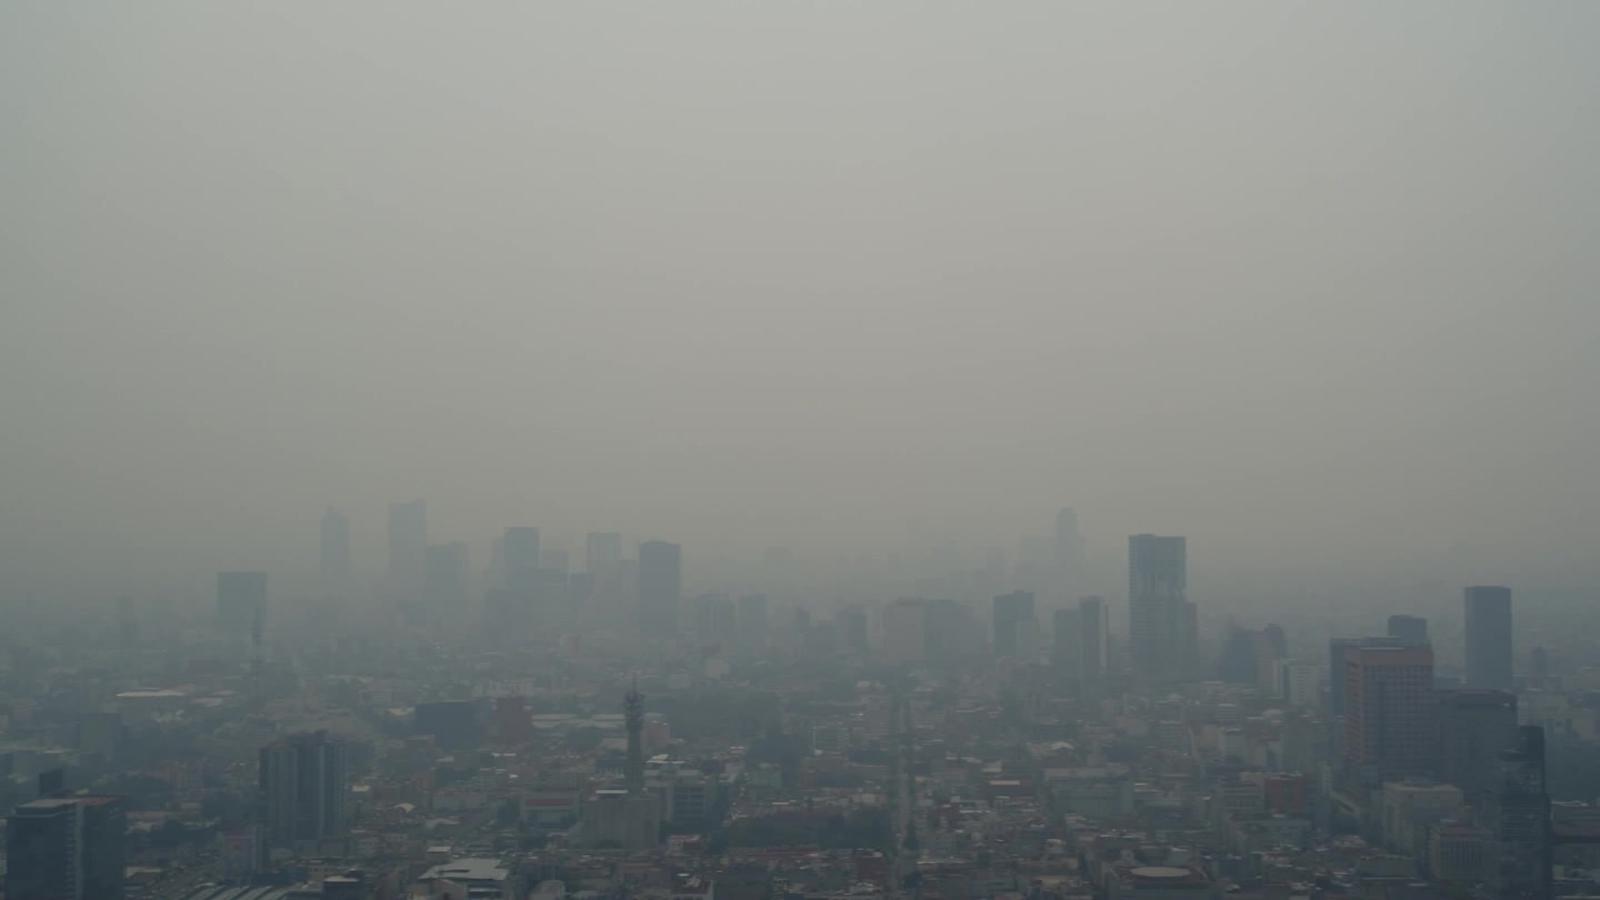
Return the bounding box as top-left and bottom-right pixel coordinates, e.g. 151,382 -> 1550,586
4,2 -> 1598,595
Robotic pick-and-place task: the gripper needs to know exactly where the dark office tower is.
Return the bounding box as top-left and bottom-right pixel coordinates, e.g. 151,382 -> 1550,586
502,527 -> 540,589
1078,596 -> 1107,682
5,795 -> 126,900
1465,586 -> 1514,691
1128,534 -> 1189,681
424,542 -> 469,604
1486,726 -> 1551,900
386,500 -> 427,586
637,540 -> 682,634
217,571 -> 267,648
1344,644 -> 1436,778
1387,614 -> 1429,646
1219,626 -> 1259,684
259,731 -> 349,853
1436,689 -> 1518,805
992,591 -> 1036,658
737,594 -> 769,651
1220,625 -> 1283,685
320,508 -> 351,583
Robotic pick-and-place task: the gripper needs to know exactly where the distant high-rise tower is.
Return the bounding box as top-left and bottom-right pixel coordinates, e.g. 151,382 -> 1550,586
1128,534 -> 1191,681
217,572 -> 267,650
1078,596 -> 1107,682
586,532 -> 622,575
584,532 -> 625,614
503,527 -> 541,589
638,540 -> 682,634
1055,507 -> 1086,592
1219,626 -> 1258,684
1344,643 -> 1436,778
692,592 -> 737,648
1465,586 -> 1514,691
624,682 -> 645,795
1387,614 -> 1429,646
259,731 -> 349,854
5,795 -> 126,900
320,509 -> 351,583
992,591 -> 1036,658
386,500 -> 427,587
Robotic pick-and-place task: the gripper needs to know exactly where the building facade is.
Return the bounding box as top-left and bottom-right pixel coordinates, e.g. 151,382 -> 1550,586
5,795 -> 126,900
1464,586 -> 1514,691
638,540 -> 682,635
992,590 -> 1036,658
1436,688 -> 1518,805
386,499 -> 428,587
259,731 -> 350,856
1343,644 -> 1436,779
1386,614 -> 1429,646
1128,534 -> 1192,681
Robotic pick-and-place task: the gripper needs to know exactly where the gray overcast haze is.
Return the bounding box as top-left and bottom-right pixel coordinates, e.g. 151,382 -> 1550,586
3,1 -> 1598,598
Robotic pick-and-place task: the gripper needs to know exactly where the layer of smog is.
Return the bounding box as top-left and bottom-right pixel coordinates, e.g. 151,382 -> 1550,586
2,4 -> 1597,899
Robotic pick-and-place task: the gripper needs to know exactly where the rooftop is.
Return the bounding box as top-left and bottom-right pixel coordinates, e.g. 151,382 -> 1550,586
420,857 -> 511,884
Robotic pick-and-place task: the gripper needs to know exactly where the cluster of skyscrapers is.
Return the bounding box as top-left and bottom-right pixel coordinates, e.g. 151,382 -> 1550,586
301,502 -> 692,641
1327,586 -> 1551,897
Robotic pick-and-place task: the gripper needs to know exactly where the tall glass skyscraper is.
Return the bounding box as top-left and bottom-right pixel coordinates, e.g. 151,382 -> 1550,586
1464,585 -> 1514,691
1128,534 -> 1191,681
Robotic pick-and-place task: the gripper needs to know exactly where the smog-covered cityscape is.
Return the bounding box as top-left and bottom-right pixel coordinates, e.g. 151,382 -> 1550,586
4,3 -> 1600,900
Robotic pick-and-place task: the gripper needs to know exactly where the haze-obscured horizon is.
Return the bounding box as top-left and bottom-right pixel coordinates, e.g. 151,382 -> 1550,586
4,1 -> 1598,601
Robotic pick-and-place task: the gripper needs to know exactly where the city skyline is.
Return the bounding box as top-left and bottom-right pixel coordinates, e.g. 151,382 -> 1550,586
5,3 -> 1600,599
3,2 -> 1597,896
